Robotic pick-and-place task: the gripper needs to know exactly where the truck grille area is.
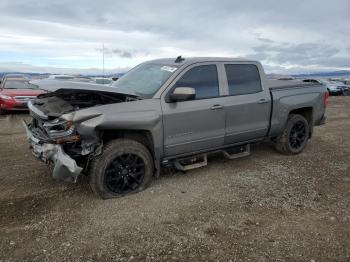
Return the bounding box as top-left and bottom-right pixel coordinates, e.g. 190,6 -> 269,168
29,116 -> 51,142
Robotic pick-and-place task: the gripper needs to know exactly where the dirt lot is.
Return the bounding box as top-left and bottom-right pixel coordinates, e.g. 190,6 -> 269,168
0,97 -> 349,261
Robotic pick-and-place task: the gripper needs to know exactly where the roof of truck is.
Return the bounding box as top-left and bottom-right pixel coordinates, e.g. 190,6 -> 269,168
147,57 -> 256,66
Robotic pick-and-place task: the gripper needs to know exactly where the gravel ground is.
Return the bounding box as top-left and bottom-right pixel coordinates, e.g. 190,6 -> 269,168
0,97 -> 349,261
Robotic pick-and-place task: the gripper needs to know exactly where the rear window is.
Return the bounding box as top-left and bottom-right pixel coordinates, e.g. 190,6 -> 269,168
225,64 -> 262,96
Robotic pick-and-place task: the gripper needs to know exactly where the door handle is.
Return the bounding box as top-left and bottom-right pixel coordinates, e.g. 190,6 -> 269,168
258,99 -> 269,104
210,104 -> 224,110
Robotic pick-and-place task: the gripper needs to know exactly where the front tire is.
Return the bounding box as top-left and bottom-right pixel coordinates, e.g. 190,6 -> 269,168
274,114 -> 310,155
89,139 -> 154,199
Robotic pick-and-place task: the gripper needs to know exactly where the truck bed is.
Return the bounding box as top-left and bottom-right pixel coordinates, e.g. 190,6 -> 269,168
267,80 -> 326,138
267,79 -> 321,90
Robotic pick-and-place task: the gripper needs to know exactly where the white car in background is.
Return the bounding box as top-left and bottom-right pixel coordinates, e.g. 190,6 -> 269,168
47,75 -> 113,86
48,75 -> 93,82
303,79 -> 348,96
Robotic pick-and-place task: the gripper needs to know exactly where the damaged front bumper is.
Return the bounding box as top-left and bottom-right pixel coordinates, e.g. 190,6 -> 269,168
23,120 -> 83,183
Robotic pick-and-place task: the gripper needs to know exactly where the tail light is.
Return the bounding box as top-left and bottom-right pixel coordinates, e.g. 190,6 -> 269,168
324,91 -> 329,108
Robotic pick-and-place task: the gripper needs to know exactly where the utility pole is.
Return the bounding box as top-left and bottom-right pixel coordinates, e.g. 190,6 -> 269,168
102,43 -> 105,78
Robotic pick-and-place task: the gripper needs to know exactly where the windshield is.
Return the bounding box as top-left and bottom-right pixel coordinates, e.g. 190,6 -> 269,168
111,63 -> 178,98
4,80 -> 37,89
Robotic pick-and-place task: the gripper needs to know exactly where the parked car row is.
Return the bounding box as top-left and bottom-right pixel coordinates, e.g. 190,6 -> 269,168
303,78 -> 350,96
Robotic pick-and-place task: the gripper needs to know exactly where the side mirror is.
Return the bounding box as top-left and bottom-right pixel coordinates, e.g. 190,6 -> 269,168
168,87 -> 196,102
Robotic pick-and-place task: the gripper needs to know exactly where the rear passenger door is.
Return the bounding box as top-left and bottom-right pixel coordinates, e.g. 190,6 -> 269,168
220,63 -> 271,144
161,63 -> 226,157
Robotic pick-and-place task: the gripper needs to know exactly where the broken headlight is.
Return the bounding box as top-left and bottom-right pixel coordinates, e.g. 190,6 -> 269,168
43,114 -> 80,143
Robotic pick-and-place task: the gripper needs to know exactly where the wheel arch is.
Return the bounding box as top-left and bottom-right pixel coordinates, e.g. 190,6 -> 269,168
288,107 -> 313,137
102,129 -> 153,153
100,129 -> 160,176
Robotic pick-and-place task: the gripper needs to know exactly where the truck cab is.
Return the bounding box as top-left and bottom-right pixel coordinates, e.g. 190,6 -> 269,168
155,58 -> 271,157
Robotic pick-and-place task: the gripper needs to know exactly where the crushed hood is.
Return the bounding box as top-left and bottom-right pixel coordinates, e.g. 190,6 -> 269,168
28,79 -> 140,119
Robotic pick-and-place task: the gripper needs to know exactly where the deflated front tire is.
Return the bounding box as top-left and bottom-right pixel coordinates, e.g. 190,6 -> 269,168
88,138 -> 154,199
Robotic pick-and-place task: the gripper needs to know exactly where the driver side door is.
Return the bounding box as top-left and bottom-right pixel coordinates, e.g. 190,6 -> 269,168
161,63 -> 226,157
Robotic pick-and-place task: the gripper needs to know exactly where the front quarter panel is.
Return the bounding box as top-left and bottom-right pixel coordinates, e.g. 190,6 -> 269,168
73,98 -> 164,155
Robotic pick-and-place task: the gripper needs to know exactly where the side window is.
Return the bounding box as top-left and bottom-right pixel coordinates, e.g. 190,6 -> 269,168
174,65 -> 219,99
225,64 -> 262,96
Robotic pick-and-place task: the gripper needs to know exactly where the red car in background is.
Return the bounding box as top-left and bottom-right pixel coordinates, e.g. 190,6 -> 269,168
0,74 -> 45,114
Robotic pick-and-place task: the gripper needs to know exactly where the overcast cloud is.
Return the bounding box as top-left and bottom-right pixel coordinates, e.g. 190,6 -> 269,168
0,0 -> 349,74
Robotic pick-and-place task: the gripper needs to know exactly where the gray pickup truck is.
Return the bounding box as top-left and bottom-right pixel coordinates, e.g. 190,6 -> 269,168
24,57 -> 328,198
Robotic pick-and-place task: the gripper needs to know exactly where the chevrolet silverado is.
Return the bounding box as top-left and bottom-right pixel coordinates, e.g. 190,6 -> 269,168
24,57 -> 328,198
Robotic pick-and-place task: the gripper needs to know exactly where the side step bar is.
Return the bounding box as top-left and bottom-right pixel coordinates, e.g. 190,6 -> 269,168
223,144 -> 250,159
174,155 -> 207,171
173,144 -> 250,171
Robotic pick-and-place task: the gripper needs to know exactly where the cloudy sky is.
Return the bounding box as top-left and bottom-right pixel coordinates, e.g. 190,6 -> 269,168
0,0 -> 349,74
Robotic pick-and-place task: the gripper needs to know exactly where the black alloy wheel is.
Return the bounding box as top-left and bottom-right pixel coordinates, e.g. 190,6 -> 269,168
289,120 -> 307,150
89,138 -> 154,199
104,153 -> 145,194
274,114 -> 310,155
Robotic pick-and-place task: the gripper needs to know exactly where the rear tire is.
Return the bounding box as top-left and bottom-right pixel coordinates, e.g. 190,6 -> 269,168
0,108 -> 6,115
274,114 -> 310,155
89,139 -> 154,199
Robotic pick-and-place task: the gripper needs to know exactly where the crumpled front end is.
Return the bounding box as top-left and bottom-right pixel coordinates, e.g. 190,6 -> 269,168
23,120 -> 83,182
23,99 -> 101,183
22,85 -> 139,183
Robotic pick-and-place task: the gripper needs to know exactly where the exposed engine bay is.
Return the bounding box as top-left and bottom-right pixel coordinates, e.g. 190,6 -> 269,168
32,89 -> 138,119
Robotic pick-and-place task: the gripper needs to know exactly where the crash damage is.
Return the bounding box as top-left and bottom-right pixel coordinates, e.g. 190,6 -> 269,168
24,80 -> 139,182
23,125 -> 83,182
